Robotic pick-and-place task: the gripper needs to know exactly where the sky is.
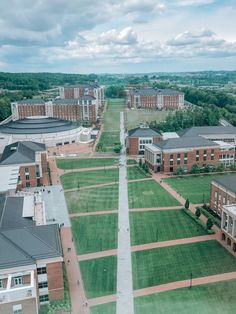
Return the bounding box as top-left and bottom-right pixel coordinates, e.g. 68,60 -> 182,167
0,0 -> 236,73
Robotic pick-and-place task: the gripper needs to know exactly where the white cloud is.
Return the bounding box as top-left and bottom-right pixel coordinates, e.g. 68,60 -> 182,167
175,0 -> 216,6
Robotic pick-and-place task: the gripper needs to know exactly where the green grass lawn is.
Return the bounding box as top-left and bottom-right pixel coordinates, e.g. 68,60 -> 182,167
60,168 -> 119,189
71,214 -> 118,254
127,166 -> 148,180
98,131 -> 120,147
128,180 -> 180,208
164,173 -> 234,204
91,302 -> 116,314
56,158 -> 118,169
65,184 -> 119,213
130,209 -> 207,245
125,109 -> 170,130
134,279 -> 236,314
80,256 -> 117,298
132,240 -> 236,290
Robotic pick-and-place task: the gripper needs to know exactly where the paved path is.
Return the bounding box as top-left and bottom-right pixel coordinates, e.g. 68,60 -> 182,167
78,249 -> 118,261
131,234 -> 216,252
129,206 -> 183,212
134,271 -> 236,297
69,210 -> 118,218
116,112 -> 134,314
64,181 -> 118,192
60,227 -> 89,314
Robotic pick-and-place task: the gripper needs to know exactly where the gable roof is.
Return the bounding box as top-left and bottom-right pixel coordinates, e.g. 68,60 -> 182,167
154,136 -> 218,150
0,224 -> 62,269
212,174 -> 236,195
128,127 -> 161,138
14,99 -> 45,105
180,126 -> 236,137
0,141 -> 46,165
130,88 -> 183,96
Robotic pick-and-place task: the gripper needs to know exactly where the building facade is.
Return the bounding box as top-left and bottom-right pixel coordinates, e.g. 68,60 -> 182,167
11,95 -> 98,123
127,126 -> 162,155
221,204 -> 236,254
210,175 -> 236,216
59,84 -> 105,107
145,136 -> 220,173
128,88 -> 184,110
0,141 -> 48,189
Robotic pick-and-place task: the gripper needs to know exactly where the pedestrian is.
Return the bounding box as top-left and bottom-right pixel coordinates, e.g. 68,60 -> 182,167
67,259 -> 70,264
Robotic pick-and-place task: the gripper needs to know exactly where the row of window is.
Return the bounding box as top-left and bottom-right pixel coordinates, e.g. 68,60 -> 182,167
140,139 -> 152,144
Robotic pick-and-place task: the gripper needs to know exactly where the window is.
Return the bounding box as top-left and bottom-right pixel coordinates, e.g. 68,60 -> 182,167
38,282 -> 48,289
211,149 -> 214,154
39,295 -> 49,302
203,156 -> 207,161
36,164 -> 40,177
177,154 -> 180,159
177,159 -> 181,165
196,156 -> 199,162
211,155 -> 214,160
25,175 -> 30,180
25,167 -> 29,173
14,277 -> 23,286
170,154 -> 173,160
26,182 -> 30,188
37,267 -> 47,275
184,159 -> 187,165
170,160 -> 173,166
13,304 -> 22,314
184,153 -> 188,159
196,150 -> 199,156
204,150 -> 207,155
0,279 -> 3,288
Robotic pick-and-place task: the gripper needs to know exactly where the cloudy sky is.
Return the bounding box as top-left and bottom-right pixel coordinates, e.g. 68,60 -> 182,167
0,0 -> 236,73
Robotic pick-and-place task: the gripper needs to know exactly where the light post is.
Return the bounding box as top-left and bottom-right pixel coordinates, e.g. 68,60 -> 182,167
189,272 -> 193,288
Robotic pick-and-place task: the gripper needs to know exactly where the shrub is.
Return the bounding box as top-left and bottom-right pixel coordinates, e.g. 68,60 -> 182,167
195,207 -> 201,218
185,198 -> 190,210
206,217 -> 214,230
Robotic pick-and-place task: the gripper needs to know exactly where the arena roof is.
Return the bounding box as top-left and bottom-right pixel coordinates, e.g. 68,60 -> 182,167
0,117 -> 81,135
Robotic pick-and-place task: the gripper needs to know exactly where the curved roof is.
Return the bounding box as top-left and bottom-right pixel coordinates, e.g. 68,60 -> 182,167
0,117 -> 81,134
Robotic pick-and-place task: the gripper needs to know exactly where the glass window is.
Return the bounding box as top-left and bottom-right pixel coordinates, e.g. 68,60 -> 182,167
39,295 -> 49,302
184,153 -> 188,158
38,282 -> 48,289
13,304 -> 22,314
211,149 -> 214,154
177,154 -> 180,159
184,159 -> 187,164
0,279 -> 3,288
25,175 -> 30,180
196,150 -> 199,156
26,182 -> 30,188
204,150 -> 207,155
37,267 -> 47,275
25,167 -> 29,173
14,277 -> 23,286
170,154 -> 173,160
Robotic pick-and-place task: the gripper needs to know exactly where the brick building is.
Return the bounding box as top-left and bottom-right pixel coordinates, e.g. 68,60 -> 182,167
221,204 -> 236,253
145,136 -> 220,173
128,88 -> 184,110
0,195 -> 64,313
0,141 -> 48,189
210,175 -> 236,216
59,83 -> 105,107
11,95 -> 98,123
127,125 -> 162,155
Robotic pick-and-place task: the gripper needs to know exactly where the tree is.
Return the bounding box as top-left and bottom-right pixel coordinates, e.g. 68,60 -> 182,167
191,164 -> 200,174
206,218 -> 214,230
114,143 -> 122,153
185,198 -> 190,210
139,158 -> 142,168
195,207 -> 201,219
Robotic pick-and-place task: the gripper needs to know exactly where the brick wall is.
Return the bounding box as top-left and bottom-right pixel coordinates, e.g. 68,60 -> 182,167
18,105 -> 46,119
210,183 -> 236,215
0,298 -> 38,314
46,262 -> 64,301
127,138 -> 139,155
162,147 -> 220,173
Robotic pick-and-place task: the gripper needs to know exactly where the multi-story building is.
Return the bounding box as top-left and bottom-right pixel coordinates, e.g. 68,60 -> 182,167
179,126 -> 236,145
0,141 -> 48,189
11,96 -> 98,123
11,99 -> 46,121
128,88 -> 184,110
127,125 -> 162,155
0,195 -> 64,313
210,175 -> 236,216
221,204 -> 236,253
145,136 -> 220,173
59,83 -> 105,107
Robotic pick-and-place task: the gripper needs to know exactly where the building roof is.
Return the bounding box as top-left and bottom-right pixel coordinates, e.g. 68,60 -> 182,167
0,224 -> 62,269
0,165 -> 19,193
13,99 -> 45,105
154,136 -> 218,150
162,132 -> 180,140
0,141 -> 46,165
179,126 -> 236,137
130,88 -> 183,96
54,99 -> 79,104
78,95 -> 96,101
0,196 -> 35,229
128,127 -> 161,138
212,175 -> 236,195
0,117 -> 81,135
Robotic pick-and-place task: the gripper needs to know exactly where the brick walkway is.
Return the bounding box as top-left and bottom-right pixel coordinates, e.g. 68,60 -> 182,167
78,249 -> 118,261
60,227 -> 89,314
64,181 -> 118,193
129,206 -> 183,212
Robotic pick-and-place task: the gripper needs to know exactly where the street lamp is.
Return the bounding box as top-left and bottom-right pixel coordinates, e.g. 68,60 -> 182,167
189,272 -> 193,288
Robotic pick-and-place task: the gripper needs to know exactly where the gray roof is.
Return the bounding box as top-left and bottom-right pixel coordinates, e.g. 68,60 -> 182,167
180,126 -> 236,137
0,117 -> 81,135
128,127 -> 161,138
212,175 -> 236,195
0,224 -> 62,269
130,88 -> 183,96
78,95 -> 96,101
0,141 -> 46,165
154,136 -> 218,150
14,99 -> 45,105
0,196 -> 34,229
54,99 -> 79,104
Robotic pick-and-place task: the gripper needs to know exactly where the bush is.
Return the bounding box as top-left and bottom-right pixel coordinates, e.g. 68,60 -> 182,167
195,207 -> 201,218
200,206 -> 221,228
206,217 -> 214,230
182,208 -> 214,234
185,198 -> 190,210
